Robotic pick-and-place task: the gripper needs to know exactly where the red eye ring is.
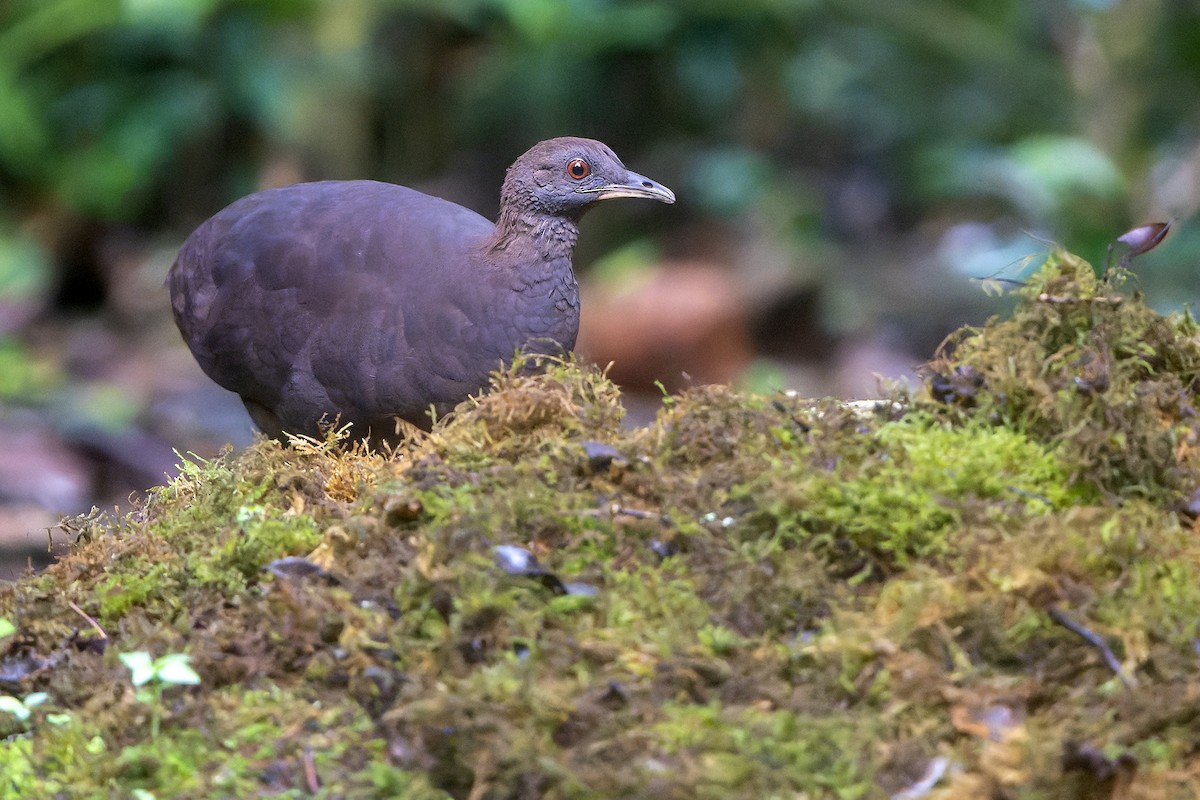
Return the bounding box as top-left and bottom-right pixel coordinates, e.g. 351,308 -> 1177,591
567,158 -> 590,180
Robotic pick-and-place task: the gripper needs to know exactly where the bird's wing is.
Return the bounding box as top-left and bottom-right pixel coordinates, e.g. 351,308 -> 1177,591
169,180 -> 496,430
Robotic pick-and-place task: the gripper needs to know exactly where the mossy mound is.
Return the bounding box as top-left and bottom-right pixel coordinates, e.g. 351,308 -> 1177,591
3,251 -> 1200,798
927,251 -> 1200,503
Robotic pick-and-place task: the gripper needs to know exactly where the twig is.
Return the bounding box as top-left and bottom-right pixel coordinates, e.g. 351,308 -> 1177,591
1037,293 -> 1122,305
610,504 -> 669,523
65,600 -> 107,640
1047,605 -> 1136,688
302,748 -> 320,793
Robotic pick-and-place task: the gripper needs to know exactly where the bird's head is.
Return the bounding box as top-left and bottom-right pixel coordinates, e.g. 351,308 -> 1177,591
501,137 -> 676,217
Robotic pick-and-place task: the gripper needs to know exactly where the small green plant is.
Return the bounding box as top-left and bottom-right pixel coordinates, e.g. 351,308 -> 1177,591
119,651 -> 201,739
698,623 -> 743,656
0,617 -> 15,639
0,691 -> 47,722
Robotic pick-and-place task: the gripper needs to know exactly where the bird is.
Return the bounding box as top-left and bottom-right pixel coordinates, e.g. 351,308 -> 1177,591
169,137 -> 675,443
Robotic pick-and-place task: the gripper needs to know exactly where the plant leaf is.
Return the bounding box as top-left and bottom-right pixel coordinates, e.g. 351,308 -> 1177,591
154,654 -> 201,686
0,695 -> 31,721
118,651 -> 155,687
22,692 -> 48,708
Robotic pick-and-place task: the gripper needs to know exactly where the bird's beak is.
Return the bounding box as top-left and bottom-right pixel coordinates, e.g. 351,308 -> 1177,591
581,170 -> 676,204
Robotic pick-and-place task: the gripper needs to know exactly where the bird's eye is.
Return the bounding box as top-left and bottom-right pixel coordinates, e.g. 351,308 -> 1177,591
567,159 -> 590,180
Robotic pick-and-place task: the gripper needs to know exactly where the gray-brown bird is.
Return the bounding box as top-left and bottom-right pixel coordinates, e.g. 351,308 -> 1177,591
169,137 -> 675,443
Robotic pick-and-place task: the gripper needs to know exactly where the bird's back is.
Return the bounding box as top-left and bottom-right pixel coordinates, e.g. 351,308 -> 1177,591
169,180 -> 505,437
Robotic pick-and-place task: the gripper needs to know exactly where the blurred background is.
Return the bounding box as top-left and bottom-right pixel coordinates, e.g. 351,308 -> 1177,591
2,0 -> 1199,571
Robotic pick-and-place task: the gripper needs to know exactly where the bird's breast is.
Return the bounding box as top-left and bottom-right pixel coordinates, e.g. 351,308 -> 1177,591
500,257 -> 579,345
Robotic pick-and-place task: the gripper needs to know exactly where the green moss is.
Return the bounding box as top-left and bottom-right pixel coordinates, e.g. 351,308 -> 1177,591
652,702 -> 881,798
186,504 -> 322,590
97,557 -> 180,620
3,272 -> 1200,797
927,250 -> 1200,501
764,413 -> 1090,569
0,683 -> 446,799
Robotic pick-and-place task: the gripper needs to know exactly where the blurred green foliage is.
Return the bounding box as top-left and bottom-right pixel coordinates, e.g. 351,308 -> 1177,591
0,337 -> 61,401
0,0 -> 1197,301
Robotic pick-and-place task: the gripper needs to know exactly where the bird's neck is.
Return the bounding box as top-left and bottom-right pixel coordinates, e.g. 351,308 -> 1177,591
485,206 -> 581,265
477,205 -> 581,353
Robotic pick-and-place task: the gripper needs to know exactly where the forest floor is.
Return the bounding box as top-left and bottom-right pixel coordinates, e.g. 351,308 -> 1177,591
1,251 -> 1198,799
